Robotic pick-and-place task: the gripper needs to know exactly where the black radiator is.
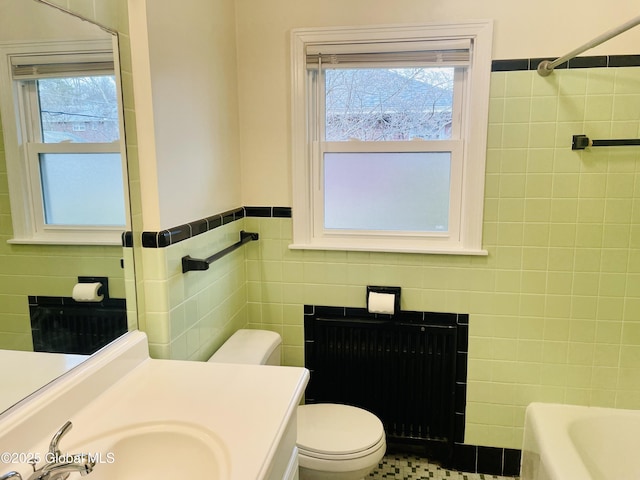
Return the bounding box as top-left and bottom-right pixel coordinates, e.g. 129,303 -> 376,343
304,310 -> 459,459
30,296 -> 127,355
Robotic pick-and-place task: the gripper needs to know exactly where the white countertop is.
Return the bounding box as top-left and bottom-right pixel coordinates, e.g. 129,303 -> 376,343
68,359 -> 309,479
0,350 -> 86,415
0,332 -> 309,480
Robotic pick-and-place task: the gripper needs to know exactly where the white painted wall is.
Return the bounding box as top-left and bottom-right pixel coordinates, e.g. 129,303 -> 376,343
0,0 -> 109,42
234,0 -> 640,206
129,0 -> 241,231
126,0 -> 640,228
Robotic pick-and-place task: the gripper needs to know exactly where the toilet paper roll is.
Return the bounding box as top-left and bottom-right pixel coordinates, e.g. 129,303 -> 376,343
368,291 -> 396,315
72,282 -> 104,302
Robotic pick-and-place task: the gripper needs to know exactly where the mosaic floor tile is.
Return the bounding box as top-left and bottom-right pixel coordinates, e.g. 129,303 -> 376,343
368,454 -> 519,480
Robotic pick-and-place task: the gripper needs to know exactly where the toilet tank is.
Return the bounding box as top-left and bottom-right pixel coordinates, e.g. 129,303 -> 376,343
207,329 -> 282,366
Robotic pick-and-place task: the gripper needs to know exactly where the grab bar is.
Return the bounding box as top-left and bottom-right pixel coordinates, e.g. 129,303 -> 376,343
572,134 -> 640,150
181,230 -> 259,273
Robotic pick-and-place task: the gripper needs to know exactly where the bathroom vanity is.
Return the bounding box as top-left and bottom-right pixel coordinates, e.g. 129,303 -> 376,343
0,332 -> 309,480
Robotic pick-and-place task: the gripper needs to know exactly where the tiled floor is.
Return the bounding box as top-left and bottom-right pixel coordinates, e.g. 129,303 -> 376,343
368,454 -> 519,480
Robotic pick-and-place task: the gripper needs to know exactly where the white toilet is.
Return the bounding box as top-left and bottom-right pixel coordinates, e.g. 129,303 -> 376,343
208,329 -> 386,480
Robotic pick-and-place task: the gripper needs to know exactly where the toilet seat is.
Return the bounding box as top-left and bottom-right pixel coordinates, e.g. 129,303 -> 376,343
298,440 -> 386,476
297,403 -> 385,460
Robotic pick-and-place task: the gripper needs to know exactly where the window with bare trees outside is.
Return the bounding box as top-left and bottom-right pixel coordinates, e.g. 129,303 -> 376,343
0,40 -> 128,245
291,22 -> 493,254
324,67 -> 454,142
29,75 -> 124,228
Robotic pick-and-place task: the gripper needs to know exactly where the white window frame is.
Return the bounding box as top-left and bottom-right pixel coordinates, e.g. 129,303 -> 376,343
0,39 -> 129,245
290,22 -> 493,255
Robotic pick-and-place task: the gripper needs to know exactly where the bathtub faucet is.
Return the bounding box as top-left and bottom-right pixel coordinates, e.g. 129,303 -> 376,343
26,421 -> 95,480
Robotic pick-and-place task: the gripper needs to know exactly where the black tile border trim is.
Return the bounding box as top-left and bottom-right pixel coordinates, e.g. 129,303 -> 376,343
121,231 -> 133,248
452,444 -> 521,477
304,304 -> 469,445
492,54 -> 640,72
139,206 -> 292,248
303,305 -> 516,474
123,56 -> 640,247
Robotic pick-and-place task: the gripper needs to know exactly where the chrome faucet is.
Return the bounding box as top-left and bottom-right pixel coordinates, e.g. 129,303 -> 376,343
26,421 -> 95,480
27,459 -> 93,480
0,472 -> 23,480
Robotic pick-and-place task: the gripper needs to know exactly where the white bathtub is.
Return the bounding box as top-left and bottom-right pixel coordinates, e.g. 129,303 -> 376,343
521,402 -> 640,480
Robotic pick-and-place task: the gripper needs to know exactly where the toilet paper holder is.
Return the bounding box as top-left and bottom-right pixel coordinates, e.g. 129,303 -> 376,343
75,276 -> 109,301
366,286 -> 401,316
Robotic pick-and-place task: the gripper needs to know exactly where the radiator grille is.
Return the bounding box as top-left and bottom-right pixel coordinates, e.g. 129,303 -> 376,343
30,296 -> 127,355
305,315 -> 457,447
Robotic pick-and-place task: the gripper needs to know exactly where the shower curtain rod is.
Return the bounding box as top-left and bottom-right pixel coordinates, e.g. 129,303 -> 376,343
537,14 -> 640,76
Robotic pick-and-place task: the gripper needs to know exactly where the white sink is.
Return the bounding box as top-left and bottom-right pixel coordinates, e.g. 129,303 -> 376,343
68,422 -> 230,479
0,333 -> 309,480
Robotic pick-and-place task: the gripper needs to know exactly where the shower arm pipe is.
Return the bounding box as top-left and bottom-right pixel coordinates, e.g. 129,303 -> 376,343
537,14 -> 640,76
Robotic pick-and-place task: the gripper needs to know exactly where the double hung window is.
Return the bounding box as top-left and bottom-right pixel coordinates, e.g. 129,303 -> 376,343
0,40 -> 128,245
291,22 -> 492,254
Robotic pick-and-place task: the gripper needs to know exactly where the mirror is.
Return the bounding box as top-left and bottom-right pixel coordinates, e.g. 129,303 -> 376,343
0,0 -> 137,414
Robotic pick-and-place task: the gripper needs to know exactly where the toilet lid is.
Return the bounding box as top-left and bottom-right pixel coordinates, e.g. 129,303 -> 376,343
297,404 -> 385,456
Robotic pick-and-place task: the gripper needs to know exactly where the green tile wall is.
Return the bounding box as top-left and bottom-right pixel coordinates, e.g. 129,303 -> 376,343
0,0 -> 133,350
0,151 -> 127,350
0,240 -> 126,352
41,0 -> 640,452
143,221 -> 248,360
239,67 -> 640,450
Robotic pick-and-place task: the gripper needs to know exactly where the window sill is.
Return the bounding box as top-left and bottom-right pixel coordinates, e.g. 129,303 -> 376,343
288,242 -> 488,256
8,236 -> 123,246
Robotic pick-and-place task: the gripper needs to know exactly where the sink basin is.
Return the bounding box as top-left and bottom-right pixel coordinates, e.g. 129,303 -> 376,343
68,422 -> 230,479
